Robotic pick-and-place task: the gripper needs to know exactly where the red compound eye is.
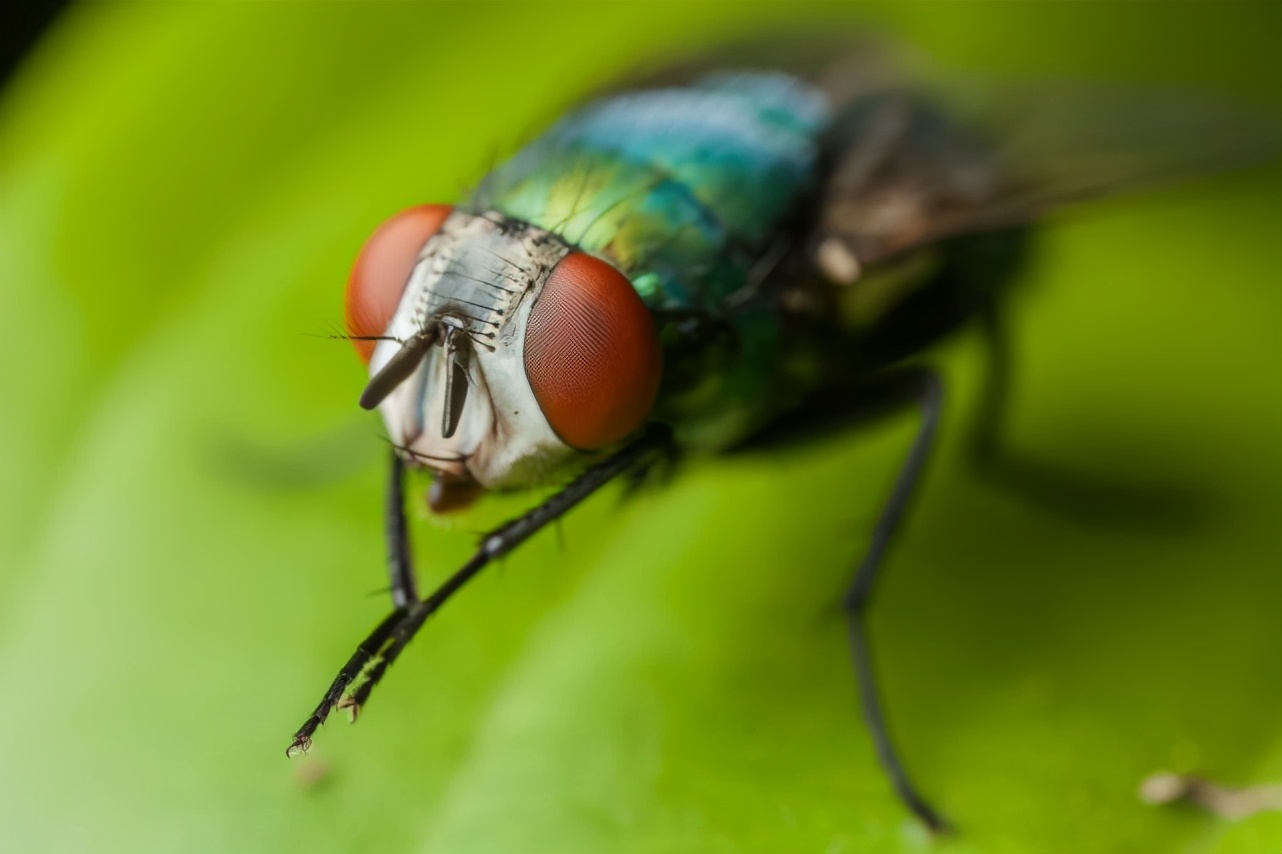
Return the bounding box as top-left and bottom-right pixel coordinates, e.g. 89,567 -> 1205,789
345,204 -> 452,363
524,252 -> 661,449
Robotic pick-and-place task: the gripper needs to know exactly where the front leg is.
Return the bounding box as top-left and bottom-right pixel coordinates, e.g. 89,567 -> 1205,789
385,450 -> 417,608
288,424 -> 671,756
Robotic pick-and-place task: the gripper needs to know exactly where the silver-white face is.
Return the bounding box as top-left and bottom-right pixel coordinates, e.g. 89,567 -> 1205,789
369,211 -> 575,489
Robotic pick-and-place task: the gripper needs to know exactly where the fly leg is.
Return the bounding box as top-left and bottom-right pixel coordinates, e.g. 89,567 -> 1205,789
969,301 -> 1009,465
967,301 -> 1201,530
385,450 -> 417,607
724,366 -> 949,827
287,424 -> 671,756
843,367 -> 949,832
285,451 -> 416,756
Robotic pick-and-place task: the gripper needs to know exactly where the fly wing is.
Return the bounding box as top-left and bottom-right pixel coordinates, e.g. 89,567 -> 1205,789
611,35 -> 1279,267
812,53 -> 1282,265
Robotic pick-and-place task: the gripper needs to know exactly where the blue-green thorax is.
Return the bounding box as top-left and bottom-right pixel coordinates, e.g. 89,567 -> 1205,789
466,72 -> 834,448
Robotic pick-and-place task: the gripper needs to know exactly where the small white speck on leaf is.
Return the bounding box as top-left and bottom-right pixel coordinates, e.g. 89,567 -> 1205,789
1139,771 -> 1282,820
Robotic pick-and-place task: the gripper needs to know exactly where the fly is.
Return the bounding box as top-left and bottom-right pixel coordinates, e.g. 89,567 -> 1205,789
289,40 -> 1278,831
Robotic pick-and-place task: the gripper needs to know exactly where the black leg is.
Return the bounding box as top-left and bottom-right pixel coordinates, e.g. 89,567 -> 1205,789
287,424 -> 670,756
842,367 -> 949,833
968,302 -> 1203,532
969,301 -> 1009,465
716,365 -> 950,828
385,451 -> 417,608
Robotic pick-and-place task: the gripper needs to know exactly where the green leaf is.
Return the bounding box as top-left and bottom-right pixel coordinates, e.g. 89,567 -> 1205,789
2,4 -> 1279,853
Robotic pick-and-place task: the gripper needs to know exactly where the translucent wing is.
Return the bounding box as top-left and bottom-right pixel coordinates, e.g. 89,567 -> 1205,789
812,42 -> 1282,264
817,69 -> 1282,264
616,35 -> 1282,266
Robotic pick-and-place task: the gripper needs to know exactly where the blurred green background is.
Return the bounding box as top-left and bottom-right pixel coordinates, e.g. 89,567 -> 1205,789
1,3 -> 1279,853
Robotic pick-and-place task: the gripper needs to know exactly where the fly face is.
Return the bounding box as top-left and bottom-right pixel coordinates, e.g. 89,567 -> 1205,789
347,208 -> 662,492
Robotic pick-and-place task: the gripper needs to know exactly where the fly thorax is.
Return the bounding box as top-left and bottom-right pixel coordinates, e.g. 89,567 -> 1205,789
370,211 -> 575,489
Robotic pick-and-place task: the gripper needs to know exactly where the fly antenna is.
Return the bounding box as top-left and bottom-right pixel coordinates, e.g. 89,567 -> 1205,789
359,326 -> 440,411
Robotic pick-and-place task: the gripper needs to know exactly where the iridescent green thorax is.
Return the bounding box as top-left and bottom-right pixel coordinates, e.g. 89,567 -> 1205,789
466,73 -> 833,449
469,72 -> 828,309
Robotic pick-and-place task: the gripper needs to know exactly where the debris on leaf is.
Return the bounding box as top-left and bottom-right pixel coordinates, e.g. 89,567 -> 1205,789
294,756 -> 331,790
1139,771 -> 1282,820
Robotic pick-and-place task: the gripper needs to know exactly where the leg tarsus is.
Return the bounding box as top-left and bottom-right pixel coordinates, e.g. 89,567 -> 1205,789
288,424 -> 670,755
287,605 -> 408,756
846,617 -> 950,833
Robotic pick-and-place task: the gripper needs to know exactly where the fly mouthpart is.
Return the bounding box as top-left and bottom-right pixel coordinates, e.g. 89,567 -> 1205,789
388,441 -> 467,466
